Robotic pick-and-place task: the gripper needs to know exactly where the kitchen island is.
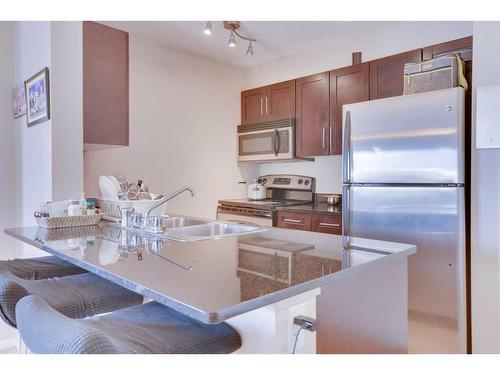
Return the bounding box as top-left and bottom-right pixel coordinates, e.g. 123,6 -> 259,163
5,221 -> 415,354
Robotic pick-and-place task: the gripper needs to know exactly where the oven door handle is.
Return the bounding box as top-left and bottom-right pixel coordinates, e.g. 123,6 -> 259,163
273,129 -> 280,156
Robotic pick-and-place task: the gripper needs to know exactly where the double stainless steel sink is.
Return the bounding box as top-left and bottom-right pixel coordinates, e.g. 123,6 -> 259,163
166,222 -> 264,242
129,215 -> 265,242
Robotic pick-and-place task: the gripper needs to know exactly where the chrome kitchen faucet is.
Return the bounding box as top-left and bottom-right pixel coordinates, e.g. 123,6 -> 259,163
144,186 -> 196,221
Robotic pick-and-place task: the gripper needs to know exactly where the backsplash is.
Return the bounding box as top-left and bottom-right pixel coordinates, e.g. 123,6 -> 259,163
240,155 -> 343,194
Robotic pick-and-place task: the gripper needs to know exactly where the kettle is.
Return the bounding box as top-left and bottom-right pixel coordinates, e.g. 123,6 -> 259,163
247,180 -> 267,201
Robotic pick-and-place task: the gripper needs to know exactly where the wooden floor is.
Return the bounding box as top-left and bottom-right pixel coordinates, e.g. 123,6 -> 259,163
408,312 -> 460,354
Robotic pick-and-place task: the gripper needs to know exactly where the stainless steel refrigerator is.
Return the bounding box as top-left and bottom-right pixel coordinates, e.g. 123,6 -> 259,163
342,87 -> 467,353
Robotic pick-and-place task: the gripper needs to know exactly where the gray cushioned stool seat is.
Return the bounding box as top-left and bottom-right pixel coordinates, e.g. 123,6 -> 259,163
0,268 -> 143,328
17,296 -> 242,354
0,256 -> 86,280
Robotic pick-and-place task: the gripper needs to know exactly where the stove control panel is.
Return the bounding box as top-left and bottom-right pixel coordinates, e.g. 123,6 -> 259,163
257,175 -> 315,191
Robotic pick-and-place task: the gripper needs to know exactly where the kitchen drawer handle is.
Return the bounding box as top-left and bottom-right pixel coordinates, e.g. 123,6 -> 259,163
319,222 -> 341,228
282,218 -> 304,224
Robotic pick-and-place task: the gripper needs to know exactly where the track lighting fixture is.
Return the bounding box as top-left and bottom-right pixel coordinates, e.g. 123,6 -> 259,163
202,21 -> 256,56
203,21 -> 212,35
246,41 -> 254,56
228,31 -> 237,47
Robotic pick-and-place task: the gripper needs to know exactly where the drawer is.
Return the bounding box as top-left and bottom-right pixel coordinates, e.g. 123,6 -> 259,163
313,213 -> 342,235
276,211 -> 312,231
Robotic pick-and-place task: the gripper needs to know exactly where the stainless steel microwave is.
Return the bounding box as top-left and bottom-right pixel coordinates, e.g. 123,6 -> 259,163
237,118 -> 296,162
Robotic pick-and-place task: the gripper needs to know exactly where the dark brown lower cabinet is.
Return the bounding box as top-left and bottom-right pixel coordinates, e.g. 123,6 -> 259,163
313,213 -> 342,235
276,210 -> 313,231
276,210 -> 342,235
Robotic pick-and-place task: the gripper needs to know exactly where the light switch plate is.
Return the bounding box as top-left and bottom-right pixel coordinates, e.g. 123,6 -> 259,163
476,84 -> 500,149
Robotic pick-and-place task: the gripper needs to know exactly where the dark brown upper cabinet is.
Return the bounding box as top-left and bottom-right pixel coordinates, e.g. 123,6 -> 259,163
330,63 -> 369,155
369,49 -> 422,100
240,80 -> 295,125
83,22 -> 129,147
422,36 -> 472,61
422,36 -> 472,107
295,72 -> 330,157
241,87 -> 267,125
266,81 -> 296,122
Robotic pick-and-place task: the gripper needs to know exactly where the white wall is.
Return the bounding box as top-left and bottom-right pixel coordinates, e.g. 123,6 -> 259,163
245,21 -> 473,193
0,22 -> 18,259
14,22 -> 53,258
13,21 -> 83,258
50,22 -> 84,201
0,20 -> 84,348
471,21 -> 500,353
14,22 -> 53,230
0,21 -> 19,345
84,34 -> 257,218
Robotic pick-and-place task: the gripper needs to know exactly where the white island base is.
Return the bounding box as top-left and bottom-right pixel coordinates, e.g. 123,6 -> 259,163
228,288 -> 320,354
227,257 -> 408,354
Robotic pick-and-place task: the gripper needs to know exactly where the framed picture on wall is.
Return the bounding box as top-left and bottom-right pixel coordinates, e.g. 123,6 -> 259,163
11,83 -> 26,118
25,67 -> 50,127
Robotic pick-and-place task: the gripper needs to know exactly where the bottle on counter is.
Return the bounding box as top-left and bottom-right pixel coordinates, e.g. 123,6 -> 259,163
68,200 -> 82,216
40,203 -> 50,218
79,193 -> 88,216
87,203 -> 96,216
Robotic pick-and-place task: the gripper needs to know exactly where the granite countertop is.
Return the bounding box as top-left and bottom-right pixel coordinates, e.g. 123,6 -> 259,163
277,202 -> 342,214
5,220 -> 415,324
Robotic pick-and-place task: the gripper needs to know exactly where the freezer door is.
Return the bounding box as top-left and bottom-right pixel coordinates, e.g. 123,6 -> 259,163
342,87 -> 465,184
343,185 -> 466,353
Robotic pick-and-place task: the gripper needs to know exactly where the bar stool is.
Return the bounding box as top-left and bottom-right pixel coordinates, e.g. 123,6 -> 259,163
0,256 -> 86,280
16,296 -> 242,354
0,268 -> 143,328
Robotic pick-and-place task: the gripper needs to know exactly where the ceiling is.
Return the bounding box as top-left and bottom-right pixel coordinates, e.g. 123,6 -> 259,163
102,21 -> 472,68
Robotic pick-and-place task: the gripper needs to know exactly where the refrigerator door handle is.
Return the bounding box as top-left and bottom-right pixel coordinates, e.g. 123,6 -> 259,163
343,111 -> 351,183
342,185 -> 351,249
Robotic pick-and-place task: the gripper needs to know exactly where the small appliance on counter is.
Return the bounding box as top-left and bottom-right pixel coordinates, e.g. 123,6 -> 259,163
243,180 -> 267,201
321,193 -> 342,206
217,174 -> 315,226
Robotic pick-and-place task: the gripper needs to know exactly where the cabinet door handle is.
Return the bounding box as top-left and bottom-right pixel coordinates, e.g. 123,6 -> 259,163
283,218 -> 304,224
319,222 -> 341,228
329,126 -> 332,150
322,127 -> 327,149
260,97 -> 264,116
265,96 -> 269,115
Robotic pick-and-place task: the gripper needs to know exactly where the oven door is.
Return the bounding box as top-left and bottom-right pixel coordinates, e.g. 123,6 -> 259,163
217,206 -> 273,226
238,126 -> 294,162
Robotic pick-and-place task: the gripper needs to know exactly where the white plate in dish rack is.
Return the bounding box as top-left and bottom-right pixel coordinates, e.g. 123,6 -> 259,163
97,198 -> 167,219
107,175 -> 122,193
98,176 -> 119,200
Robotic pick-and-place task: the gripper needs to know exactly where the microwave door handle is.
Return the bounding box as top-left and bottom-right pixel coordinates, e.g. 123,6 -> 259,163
273,129 -> 280,156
